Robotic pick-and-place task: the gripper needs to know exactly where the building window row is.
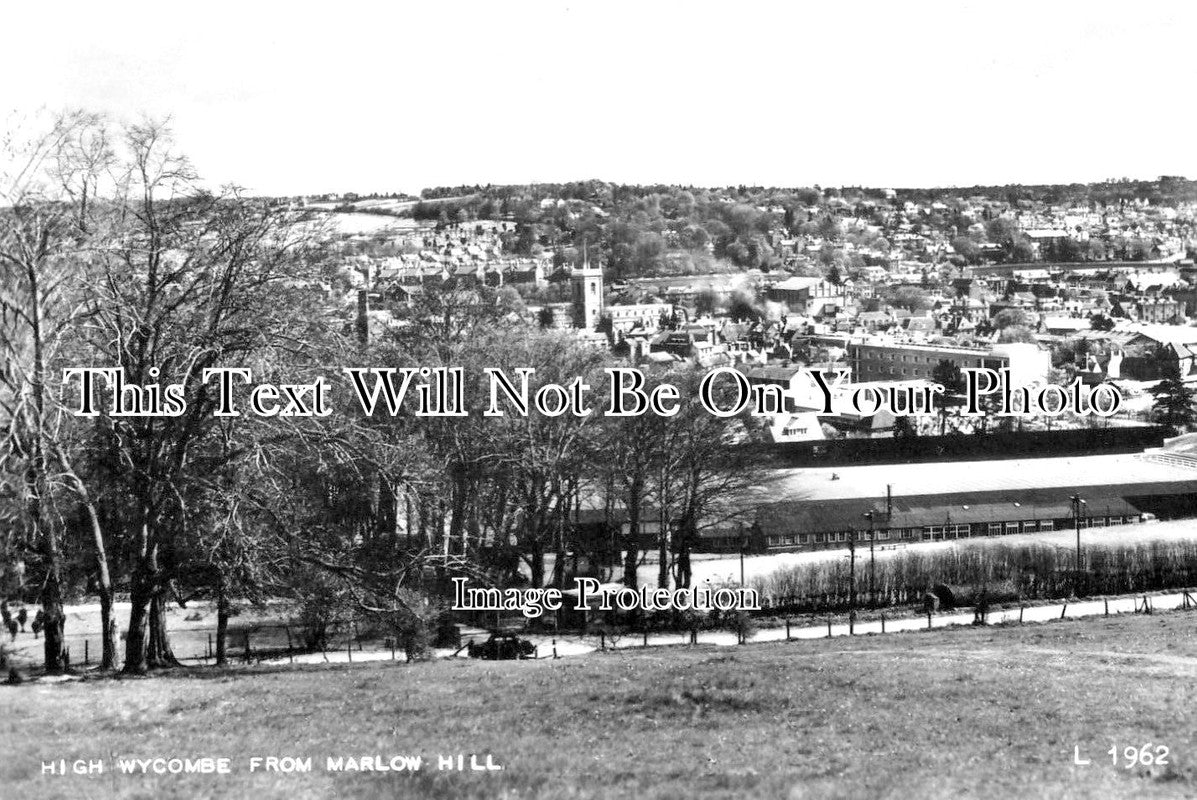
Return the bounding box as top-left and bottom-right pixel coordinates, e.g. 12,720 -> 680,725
769,515 -> 1139,549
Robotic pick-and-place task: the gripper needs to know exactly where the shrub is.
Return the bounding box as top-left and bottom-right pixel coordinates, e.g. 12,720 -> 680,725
292,572 -> 349,651
374,589 -> 442,662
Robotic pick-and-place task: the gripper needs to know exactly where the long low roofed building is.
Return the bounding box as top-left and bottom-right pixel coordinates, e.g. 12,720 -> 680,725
746,441 -> 1197,551
751,483 -> 1189,551
573,443 -> 1197,556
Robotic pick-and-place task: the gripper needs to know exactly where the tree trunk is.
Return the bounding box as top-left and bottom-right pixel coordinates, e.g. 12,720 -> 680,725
122,574 -> 152,675
657,535 -> 669,589
31,475 -> 67,674
40,570 -> 67,674
657,496 -> 671,590
123,529 -> 160,674
676,518 -> 695,589
215,584 -> 229,667
376,474 -> 397,541
623,480 -> 642,589
64,462 -> 117,670
147,591 -> 181,669
623,545 -> 638,589
529,540 -> 544,588
22,234 -> 67,674
98,589 -> 117,672
549,503 -> 565,588
447,467 -> 469,557
676,545 -> 692,589
550,487 -> 568,589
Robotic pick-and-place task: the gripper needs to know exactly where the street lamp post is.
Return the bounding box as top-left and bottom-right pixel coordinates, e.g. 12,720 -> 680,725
1071,494 -> 1087,594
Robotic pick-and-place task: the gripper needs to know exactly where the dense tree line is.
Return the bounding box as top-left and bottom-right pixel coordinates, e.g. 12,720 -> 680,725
894,176 -> 1197,208
401,176 -> 1197,282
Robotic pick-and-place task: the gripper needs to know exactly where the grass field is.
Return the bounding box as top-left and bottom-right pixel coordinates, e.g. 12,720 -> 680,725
3,612 -> 1196,799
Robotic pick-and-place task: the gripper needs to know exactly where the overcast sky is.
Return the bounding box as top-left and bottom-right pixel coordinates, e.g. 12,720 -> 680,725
4,1 -> 1194,196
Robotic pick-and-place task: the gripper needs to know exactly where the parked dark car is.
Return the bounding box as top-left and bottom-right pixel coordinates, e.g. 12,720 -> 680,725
467,632 -> 535,660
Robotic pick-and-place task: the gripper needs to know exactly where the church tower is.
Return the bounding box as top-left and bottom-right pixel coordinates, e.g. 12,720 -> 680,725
570,247 -> 604,331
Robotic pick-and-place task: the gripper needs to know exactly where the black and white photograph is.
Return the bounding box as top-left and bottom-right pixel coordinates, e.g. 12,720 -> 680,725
2,2 -> 1196,798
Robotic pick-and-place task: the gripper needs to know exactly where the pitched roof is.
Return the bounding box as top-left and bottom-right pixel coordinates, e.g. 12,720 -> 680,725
1126,324 -> 1197,348
772,276 -> 825,292
753,487 -> 1152,536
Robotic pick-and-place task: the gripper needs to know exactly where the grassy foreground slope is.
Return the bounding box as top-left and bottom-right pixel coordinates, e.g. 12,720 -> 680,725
2,613 -> 1195,800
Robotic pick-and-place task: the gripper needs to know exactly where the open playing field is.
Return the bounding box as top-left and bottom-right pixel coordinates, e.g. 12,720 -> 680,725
2,612 -> 1195,799
756,453 -> 1197,502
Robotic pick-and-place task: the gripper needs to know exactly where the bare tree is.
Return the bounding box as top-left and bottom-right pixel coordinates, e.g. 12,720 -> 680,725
591,372 -> 672,590
485,331 -> 606,588
76,119 -> 330,673
0,110 -> 119,671
659,368 -> 765,590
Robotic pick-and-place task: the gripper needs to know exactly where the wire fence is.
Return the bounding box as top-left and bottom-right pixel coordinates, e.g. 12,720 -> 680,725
9,588 -> 1194,672
517,587 -> 1197,656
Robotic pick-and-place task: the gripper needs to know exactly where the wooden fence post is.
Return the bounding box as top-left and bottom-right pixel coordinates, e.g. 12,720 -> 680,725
827,618 -> 832,638
552,639 -> 558,659
600,631 -> 606,651
1104,599 -> 1109,617
881,614 -> 886,633
1019,606 -> 1024,624
1060,603 -> 1067,620
347,638 -> 352,663
84,640 -> 89,666
785,619 -> 791,641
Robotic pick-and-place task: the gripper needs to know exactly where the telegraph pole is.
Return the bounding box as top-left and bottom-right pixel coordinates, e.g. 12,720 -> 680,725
1071,494 -> 1086,595
864,510 -> 877,609
847,526 -> 857,628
